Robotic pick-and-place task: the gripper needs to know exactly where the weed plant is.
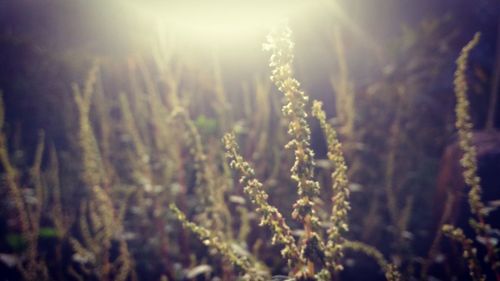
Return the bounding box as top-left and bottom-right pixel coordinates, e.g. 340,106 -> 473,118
0,17 -> 498,281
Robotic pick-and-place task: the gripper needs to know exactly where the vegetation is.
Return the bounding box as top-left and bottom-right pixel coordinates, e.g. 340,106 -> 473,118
0,6 -> 499,281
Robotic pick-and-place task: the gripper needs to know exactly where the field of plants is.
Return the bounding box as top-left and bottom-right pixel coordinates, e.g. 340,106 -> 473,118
0,1 -> 499,280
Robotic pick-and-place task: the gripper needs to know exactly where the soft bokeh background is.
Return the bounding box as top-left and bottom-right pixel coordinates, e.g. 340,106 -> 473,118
1,0 -> 499,146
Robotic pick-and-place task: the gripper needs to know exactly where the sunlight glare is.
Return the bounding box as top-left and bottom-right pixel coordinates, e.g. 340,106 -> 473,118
123,0 -> 315,45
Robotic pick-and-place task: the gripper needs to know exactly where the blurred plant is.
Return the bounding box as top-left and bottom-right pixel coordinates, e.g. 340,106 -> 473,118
69,66 -> 135,281
442,32 -> 500,281
442,225 -> 485,281
326,17 -> 462,279
0,98 -> 49,280
343,240 -> 401,281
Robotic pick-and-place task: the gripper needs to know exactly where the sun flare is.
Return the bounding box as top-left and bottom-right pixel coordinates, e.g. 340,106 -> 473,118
122,0 -> 316,44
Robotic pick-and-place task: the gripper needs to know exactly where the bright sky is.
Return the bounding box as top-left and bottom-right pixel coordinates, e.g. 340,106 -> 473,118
121,0 -> 317,45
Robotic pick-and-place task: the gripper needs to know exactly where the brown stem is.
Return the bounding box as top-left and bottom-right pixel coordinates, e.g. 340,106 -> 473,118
304,215 -> 315,277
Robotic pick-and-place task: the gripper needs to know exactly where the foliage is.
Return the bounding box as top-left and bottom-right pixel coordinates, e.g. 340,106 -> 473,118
0,12 -> 498,281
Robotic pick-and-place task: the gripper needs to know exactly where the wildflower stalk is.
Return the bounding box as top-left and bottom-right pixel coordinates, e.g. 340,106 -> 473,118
0,98 -> 30,238
454,32 -> 483,223
452,32 -> 500,277
264,24 -> 321,225
343,240 -> 401,281
118,93 -> 151,186
169,204 -> 267,281
0,94 -> 49,281
170,107 -> 231,237
442,225 -> 485,281
312,101 -> 350,272
223,133 -> 303,268
72,63 -> 106,188
331,27 -> 355,137
264,23 -> 322,278
71,65 -> 134,281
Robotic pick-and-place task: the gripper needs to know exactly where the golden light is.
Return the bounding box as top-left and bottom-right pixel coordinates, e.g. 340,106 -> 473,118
121,0 -> 317,46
